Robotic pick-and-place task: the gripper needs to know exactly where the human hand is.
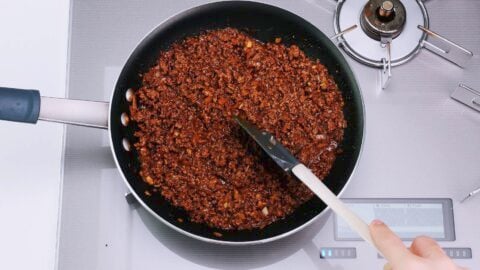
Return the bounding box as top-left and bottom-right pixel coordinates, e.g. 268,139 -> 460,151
369,220 -> 467,270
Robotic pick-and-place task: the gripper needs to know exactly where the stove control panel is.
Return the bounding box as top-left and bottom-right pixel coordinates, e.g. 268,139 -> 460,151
376,248 -> 473,259
319,247 -> 473,260
318,198 -> 474,265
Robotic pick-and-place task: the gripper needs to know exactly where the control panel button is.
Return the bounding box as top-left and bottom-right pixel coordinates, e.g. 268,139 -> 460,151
443,248 -> 472,259
320,247 -> 356,259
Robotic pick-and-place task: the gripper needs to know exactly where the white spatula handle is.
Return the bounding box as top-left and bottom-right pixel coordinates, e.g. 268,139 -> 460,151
292,164 -> 375,247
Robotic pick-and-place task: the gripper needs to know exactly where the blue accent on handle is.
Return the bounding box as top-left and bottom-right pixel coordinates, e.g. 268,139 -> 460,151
0,87 -> 41,124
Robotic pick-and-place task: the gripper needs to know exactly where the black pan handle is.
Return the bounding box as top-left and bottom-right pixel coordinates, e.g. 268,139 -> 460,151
0,87 -> 109,129
0,87 -> 41,123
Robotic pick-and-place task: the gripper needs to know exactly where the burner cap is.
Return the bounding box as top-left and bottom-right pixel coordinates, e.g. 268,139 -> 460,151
361,0 -> 406,40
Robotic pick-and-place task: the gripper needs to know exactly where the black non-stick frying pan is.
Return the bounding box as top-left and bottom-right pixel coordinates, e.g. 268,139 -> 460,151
0,1 -> 364,244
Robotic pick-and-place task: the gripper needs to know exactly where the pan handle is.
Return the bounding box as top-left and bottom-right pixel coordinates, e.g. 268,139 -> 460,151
0,87 -> 109,129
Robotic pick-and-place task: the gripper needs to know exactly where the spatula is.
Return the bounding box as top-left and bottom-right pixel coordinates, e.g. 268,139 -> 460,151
234,116 -> 376,248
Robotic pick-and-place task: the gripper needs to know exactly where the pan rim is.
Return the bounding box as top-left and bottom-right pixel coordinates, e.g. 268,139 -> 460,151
108,0 -> 367,245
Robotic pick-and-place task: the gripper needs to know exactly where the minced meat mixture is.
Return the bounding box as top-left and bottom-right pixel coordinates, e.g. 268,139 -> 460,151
129,28 -> 346,230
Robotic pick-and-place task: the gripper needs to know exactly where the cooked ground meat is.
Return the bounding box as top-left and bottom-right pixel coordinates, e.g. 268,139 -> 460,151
130,28 -> 346,230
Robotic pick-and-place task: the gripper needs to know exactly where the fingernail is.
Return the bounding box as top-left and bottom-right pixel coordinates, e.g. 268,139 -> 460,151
371,219 -> 384,226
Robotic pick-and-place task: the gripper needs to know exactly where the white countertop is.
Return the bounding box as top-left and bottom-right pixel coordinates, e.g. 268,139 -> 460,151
0,1 -> 69,269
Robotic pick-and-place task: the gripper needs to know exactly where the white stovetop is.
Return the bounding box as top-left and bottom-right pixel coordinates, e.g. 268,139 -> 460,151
1,1 -> 480,269
0,1 -> 69,269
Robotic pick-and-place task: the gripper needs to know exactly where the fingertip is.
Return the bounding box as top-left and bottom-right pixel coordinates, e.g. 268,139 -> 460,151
368,219 -> 411,265
369,219 -> 386,235
369,219 -> 387,237
370,219 -> 384,227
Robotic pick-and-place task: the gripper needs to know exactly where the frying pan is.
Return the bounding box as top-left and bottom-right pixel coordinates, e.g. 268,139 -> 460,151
0,1 -> 364,244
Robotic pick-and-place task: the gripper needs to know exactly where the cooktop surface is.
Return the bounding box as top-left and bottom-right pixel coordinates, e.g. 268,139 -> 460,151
57,0 -> 480,269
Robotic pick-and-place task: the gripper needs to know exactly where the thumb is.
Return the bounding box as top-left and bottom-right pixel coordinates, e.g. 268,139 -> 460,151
369,219 -> 413,266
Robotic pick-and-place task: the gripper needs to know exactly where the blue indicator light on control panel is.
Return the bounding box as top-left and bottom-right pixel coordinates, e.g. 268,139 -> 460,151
320,248 -> 356,259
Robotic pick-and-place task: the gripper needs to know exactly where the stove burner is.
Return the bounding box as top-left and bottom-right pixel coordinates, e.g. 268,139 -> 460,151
333,0 -> 473,89
333,0 -> 428,69
360,0 -> 406,40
